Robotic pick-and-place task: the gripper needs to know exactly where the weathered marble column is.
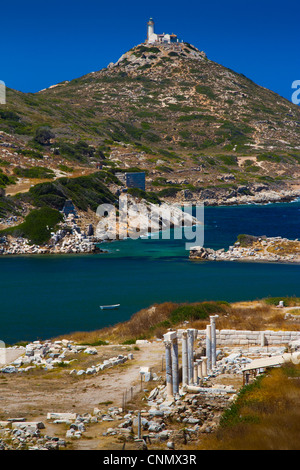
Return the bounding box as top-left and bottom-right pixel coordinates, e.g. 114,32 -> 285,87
193,362 -> 199,385
181,331 -> 188,386
171,336 -> 179,395
210,315 -> 218,369
187,329 -> 195,385
164,341 -> 173,397
206,324 -> 212,372
164,331 -> 178,397
202,356 -> 208,377
197,359 -> 203,379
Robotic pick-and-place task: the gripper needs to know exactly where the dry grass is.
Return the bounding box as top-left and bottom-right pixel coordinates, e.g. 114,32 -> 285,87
266,240 -> 300,256
194,364 -> 300,450
54,299 -> 300,345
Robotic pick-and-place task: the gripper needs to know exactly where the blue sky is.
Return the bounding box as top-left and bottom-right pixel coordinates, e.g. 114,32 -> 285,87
0,0 -> 299,102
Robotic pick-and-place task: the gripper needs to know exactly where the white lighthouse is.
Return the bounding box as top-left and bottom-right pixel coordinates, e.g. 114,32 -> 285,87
147,17 -> 155,41
146,18 -> 179,44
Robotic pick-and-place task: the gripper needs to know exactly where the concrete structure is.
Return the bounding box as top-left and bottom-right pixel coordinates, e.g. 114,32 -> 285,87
146,18 -> 180,45
62,200 -> 76,217
242,352 -> 300,372
242,352 -> 300,385
0,81 -> 5,105
116,172 -> 146,191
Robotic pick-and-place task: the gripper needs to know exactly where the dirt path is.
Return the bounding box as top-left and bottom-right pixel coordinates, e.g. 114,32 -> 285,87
0,342 -> 165,419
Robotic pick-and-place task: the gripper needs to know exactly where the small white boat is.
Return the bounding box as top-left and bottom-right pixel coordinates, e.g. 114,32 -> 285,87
100,304 -> 120,310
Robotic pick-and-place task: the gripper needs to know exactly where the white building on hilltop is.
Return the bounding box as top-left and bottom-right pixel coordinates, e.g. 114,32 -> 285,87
0,81 -> 6,105
146,18 -> 180,44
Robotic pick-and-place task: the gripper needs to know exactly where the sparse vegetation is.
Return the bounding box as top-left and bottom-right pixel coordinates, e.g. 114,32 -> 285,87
0,206 -> 63,244
197,364 -> 300,450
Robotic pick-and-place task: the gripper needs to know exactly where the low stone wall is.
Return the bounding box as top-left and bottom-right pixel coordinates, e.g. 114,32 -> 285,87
196,329 -> 300,346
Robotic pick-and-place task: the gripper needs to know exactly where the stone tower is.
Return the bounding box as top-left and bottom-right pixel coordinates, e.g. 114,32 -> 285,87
147,18 -> 154,41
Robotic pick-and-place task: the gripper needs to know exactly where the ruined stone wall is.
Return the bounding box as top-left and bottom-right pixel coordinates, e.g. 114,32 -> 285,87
195,329 -> 300,346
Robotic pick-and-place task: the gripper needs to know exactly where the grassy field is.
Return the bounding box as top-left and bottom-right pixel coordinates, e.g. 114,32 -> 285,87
194,363 -> 300,450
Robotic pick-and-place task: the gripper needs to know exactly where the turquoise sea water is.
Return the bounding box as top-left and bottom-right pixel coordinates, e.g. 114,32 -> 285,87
0,200 -> 299,344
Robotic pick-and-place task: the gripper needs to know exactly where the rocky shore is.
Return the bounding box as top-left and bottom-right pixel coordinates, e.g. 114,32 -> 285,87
0,198 -> 198,256
190,235 -> 300,263
176,186 -> 300,207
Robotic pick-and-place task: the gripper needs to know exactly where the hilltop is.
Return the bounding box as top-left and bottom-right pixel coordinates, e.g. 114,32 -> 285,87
0,39 -> 300,234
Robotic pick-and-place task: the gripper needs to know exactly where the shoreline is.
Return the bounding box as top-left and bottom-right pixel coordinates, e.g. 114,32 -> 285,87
0,193 -> 299,257
173,188 -> 300,208
190,235 -> 300,264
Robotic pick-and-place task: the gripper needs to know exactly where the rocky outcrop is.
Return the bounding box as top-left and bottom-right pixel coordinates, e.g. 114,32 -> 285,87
190,236 -> 300,263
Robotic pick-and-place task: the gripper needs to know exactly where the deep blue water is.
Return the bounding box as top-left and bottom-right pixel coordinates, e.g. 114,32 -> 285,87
0,200 -> 299,344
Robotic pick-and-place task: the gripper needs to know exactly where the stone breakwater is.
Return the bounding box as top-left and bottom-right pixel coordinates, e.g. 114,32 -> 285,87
190,236 -> 300,263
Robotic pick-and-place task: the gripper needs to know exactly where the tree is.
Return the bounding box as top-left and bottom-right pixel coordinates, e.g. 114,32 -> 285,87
34,126 -> 55,146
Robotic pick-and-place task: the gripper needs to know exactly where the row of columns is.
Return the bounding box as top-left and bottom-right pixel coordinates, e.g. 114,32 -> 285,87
163,316 -> 218,397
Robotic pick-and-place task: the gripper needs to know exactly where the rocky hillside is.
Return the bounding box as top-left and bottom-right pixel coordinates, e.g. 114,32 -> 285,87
0,40 -> 300,224
6,41 -> 300,151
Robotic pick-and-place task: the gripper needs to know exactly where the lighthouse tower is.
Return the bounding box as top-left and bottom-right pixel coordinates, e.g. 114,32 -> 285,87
147,17 -> 155,41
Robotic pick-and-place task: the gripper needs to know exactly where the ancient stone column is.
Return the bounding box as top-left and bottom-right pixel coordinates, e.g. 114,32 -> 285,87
171,336 -> 179,395
206,324 -> 212,372
181,331 -> 188,386
197,359 -> 203,379
187,329 -> 195,385
202,356 -> 208,377
164,341 -> 173,398
193,362 -> 199,385
137,411 -> 142,439
164,331 -> 178,397
210,315 -> 218,368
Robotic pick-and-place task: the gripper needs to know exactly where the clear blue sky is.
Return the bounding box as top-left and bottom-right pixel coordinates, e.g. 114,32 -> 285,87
1,0 -> 299,102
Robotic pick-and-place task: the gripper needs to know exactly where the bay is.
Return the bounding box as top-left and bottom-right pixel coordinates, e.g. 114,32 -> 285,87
0,200 -> 299,344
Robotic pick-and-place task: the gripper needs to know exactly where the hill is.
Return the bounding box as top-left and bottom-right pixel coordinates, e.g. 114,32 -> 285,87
0,40 -> 300,231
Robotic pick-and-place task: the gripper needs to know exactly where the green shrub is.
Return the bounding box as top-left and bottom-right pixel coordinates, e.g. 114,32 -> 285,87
236,234 -> 258,247
13,166 -> 55,179
26,171 -> 116,211
0,207 -> 63,245
169,301 -> 229,324
264,297 -> 300,307
195,85 -> 216,100
218,155 -> 238,166
18,149 -> 44,159
0,170 -> 15,188
127,187 -> 160,204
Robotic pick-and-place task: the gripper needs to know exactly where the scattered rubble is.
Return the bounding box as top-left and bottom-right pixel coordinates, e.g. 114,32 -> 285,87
0,339 -> 133,375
